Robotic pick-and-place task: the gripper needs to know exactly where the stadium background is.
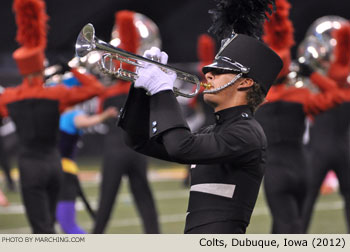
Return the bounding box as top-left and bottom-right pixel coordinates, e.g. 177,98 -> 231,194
0,0 -> 349,233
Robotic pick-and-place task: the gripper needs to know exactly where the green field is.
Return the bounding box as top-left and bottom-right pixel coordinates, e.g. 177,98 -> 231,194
0,158 -> 348,234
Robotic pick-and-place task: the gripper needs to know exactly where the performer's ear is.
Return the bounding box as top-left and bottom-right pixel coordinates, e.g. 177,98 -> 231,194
237,78 -> 254,90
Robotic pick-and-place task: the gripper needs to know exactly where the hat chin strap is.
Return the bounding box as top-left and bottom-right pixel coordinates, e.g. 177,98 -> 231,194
203,73 -> 243,94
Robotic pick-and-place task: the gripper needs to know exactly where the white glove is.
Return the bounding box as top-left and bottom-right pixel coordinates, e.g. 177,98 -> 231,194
143,47 -> 168,64
134,47 -> 176,95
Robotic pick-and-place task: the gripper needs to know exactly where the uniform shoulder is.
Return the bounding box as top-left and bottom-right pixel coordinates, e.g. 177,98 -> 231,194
225,117 -> 267,148
0,86 -> 21,104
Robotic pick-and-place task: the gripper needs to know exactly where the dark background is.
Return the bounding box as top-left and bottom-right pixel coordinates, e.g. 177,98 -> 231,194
1,0 -> 350,85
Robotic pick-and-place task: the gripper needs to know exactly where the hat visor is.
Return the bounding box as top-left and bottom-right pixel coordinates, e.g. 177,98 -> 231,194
202,59 -> 243,75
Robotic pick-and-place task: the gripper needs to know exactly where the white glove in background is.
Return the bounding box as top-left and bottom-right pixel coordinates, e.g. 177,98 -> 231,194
134,47 -> 176,95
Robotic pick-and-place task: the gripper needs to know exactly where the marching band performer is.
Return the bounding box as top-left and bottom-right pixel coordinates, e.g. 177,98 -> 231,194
93,10 -> 160,234
56,75 -> 118,234
255,0 -> 345,233
0,0 -> 104,233
303,22 -> 350,233
119,0 -> 283,233
0,128 -> 16,192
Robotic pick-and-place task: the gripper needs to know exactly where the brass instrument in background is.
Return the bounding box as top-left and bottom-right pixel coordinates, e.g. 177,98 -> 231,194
297,15 -> 348,74
110,12 -> 162,56
75,23 -> 203,98
288,16 -> 348,92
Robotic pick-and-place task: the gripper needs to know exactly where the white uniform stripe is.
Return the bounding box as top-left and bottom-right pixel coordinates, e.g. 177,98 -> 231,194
190,183 -> 236,198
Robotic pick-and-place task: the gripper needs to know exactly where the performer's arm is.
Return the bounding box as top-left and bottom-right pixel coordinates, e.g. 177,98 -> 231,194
59,69 -> 104,110
296,64 -> 344,114
0,88 -> 14,117
0,101 -> 8,118
309,72 -> 338,92
148,90 -> 261,165
304,72 -> 344,115
341,88 -> 350,102
74,107 -> 118,129
299,63 -> 338,91
118,85 -> 174,161
304,89 -> 344,115
275,85 -> 343,115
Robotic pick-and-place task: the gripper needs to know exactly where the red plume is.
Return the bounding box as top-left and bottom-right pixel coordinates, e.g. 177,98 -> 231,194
116,10 -> 139,54
13,0 -> 48,49
197,34 -> 216,79
332,24 -> 350,66
197,34 -> 215,64
263,0 -> 294,51
112,10 -> 140,83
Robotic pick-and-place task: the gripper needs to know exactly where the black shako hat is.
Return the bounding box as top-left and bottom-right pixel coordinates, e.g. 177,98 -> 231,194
202,33 -> 283,95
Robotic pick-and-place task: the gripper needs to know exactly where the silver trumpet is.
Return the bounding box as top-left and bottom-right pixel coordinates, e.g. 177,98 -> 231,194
75,23 -> 202,98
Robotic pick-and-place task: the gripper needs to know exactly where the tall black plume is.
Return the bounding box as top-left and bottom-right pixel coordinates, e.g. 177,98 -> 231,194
208,0 -> 276,40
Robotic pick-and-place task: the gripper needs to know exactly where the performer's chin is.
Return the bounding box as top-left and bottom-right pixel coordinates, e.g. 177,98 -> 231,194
203,93 -> 218,108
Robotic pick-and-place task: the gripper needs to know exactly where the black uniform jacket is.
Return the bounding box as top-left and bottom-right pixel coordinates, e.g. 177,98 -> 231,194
118,85 -> 267,231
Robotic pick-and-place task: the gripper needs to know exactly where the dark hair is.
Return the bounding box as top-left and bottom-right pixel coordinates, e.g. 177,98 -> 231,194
246,82 -> 265,112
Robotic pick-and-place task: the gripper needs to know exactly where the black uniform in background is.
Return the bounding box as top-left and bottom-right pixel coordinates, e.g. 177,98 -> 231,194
303,102 -> 350,233
256,101 -> 309,233
8,98 -> 63,233
0,129 -> 15,191
93,83 -> 159,234
119,87 -> 267,234
255,69 -> 343,234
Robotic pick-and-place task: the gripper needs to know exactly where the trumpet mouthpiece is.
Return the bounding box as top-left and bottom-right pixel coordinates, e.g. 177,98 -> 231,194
200,82 -> 213,90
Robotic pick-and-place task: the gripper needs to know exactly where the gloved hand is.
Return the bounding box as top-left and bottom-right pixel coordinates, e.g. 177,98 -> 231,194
134,47 -> 177,95
298,63 -> 314,77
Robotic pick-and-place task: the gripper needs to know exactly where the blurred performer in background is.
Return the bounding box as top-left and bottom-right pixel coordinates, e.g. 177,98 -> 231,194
0,0 -> 103,233
0,131 -> 16,192
119,0 -> 283,234
93,10 -> 160,234
55,75 -> 117,234
303,22 -> 350,233
255,0 -> 345,233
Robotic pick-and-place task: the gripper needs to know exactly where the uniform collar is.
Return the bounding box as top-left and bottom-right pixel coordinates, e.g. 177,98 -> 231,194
214,105 -> 252,124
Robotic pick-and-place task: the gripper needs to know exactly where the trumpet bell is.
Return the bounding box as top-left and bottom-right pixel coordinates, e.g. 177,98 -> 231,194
75,23 -> 96,57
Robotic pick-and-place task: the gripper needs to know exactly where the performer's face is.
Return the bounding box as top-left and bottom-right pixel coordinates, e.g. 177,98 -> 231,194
203,70 -> 240,109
